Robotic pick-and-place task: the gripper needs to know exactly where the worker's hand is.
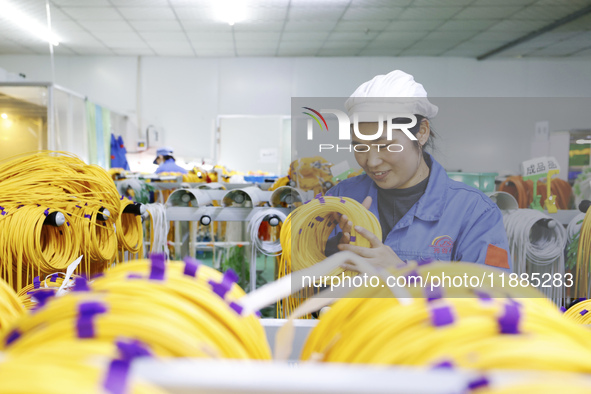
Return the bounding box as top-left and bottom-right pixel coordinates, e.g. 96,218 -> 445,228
337,225 -> 404,269
337,196 -> 372,245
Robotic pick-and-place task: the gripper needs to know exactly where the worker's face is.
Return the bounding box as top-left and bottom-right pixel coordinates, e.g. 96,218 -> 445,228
156,155 -> 164,165
352,120 -> 430,189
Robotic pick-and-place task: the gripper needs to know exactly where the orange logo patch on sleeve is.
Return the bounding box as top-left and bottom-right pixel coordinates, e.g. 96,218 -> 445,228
485,244 -> 510,269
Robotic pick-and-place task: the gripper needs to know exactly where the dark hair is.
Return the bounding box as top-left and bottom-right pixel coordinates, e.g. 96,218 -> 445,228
162,155 -> 175,161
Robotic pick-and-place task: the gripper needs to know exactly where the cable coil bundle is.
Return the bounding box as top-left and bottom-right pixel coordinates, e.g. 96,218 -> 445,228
276,195 -> 381,317
299,260 -> 591,392
2,254 -> 270,360
116,199 -> 144,261
0,151 -> 143,291
503,209 -> 566,304
0,278 -> 24,332
144,203 -> 169,256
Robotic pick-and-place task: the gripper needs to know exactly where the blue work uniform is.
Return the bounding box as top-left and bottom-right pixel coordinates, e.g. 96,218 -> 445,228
326,154 -> 512,272
155,158 -> 188,174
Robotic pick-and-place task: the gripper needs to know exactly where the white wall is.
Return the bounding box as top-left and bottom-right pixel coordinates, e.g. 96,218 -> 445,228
1,54 -> 591,173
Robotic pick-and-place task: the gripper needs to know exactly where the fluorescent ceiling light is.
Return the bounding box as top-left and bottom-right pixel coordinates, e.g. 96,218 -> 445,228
0,0 -> 60,46
212,0 -> 248,26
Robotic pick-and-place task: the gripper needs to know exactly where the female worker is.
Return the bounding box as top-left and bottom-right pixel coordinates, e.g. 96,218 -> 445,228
325,70 -> 512,272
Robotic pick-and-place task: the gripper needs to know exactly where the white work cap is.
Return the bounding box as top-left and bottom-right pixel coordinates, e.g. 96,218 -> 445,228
345,70 -> 438,122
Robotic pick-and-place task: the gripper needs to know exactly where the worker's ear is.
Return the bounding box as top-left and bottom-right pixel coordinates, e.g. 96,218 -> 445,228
416,119 -> 430,147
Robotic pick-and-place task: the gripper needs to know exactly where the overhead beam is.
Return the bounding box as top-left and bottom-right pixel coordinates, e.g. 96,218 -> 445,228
477,4 -> 591,61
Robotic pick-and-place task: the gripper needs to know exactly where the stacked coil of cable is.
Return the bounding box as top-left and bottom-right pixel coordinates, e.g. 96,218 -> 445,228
0,151 -> 140,291
0,278 -> 24,333
503,209 -> 566,304
498,175 -> 571,209
301,260 -> 591,376
2,254 -> 270,361
276,195 -> 381,317
143,203 -> 169,256
116,199 -> 144,261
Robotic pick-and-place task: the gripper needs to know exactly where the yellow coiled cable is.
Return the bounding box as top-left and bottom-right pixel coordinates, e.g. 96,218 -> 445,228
0,151 -> 123,291
563,298 -> 591,324
301,261 -> 591,374
0,277 -> 24,333
276,195 -> 382,317
116,199 -> 144,261
0,357 -> 164,394
3,257 -> 271,361
574,206 -> 591,296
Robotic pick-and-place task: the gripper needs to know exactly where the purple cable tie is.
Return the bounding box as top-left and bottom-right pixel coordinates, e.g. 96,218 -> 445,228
31,289 -> 55,310
498,302 -> 521,334
116,339 -> 152,361
229,302 -> 243,315
183,256 -> 201,277
103,359 -> 130,394
349,236 -> 356,242
425,285 -> 442,302
417,258 -> 434,266
474,290 -> 492,302
149,253 -> 166,280
103,339 -> 152,394
44,209 -> 49,216
340,198 -> 346,203
255,311 -> 262,318
467,376 -> 490,390
315,193 -> 322,199
76,301 -> 107,338
209,269 -> 239,299
33,276 -> 40,289
73,277 -> 89,292
75,205 -> 81,209
580,309 -> 589,316
127,273 -> 142,279
560,306 -> 567,313
50,273 -> 58,283
120,195 -> 125,200
5,329 -> 21,346
298,228 -> 302,235
432,360 -> 454,369
430,305 -> 455,327
84,214 -> 91,219
315,216 -> 324,222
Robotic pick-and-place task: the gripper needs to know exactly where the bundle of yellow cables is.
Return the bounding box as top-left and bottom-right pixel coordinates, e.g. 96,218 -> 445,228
563,298 -> 591,324
276,195 -> 381,317
116,199 -> 144,262
0,277 -> 24,333
301,261 -> 591,374
2,255 -> 270,361
0,355 -> 164,394
0,151 -> 137,291
573,204 -> 591,296
16,273 -> 72,310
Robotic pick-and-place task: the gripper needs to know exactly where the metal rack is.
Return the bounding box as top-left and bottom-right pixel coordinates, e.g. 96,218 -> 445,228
164,186 -> 309,291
